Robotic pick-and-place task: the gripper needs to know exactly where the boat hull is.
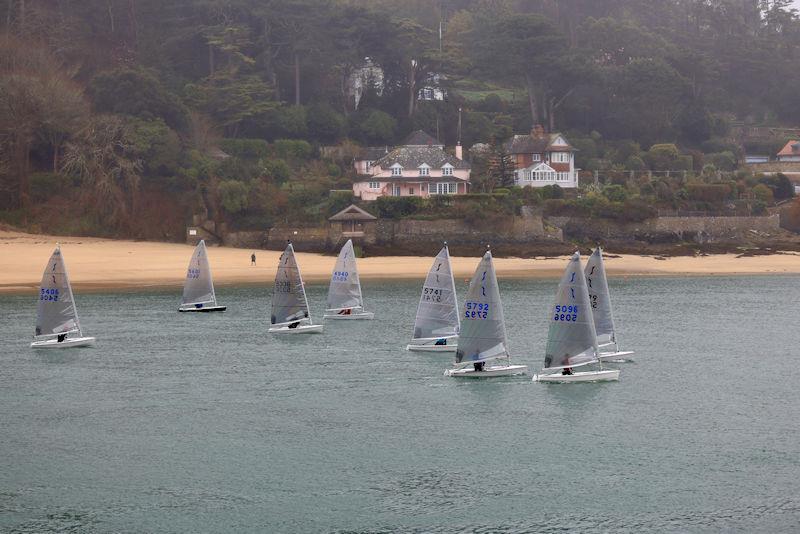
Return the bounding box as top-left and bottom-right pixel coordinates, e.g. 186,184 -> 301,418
31,336 -> 96,349
407,336 -> 458,352
444,364 -> 528,377
533,369 -> 620,383
598,350 -> 635,362
178,305 -> 226,312
323,311 -> 374,320
268,324 -> 324,334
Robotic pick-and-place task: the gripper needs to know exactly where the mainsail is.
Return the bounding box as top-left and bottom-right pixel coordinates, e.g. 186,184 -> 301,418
35,245 -> 81,337
181,240 -> 217,307
585,247 -> 616,345
543,252 -> 599,371
271,243 -> 311,326
326,239 -> 364,311
455,250 -> 509,364
412,245 -> 459,339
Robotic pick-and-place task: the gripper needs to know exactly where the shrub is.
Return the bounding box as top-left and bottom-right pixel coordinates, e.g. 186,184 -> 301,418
618,197 -> 656,222
686,183 -> 732,202
625,155 -> 646,171
219,138 -> 270,159
354,109 -> 397,144
273,139 -> 312,160
265,159 -> 290,183
29,172 -> 66,202
307,104 -> 346,143
375,196 -> 424,218
603,184 -> 628,202
758,173 -> 794,200
645,143 -> 679,171
218,180 -> 249,214
539,184 -> 564,199
752,183 -> 774,204
706,151 -> 736,171
325,191 -> 354,217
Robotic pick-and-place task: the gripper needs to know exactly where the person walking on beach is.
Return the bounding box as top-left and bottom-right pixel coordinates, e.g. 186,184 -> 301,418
251,253 -> 256,266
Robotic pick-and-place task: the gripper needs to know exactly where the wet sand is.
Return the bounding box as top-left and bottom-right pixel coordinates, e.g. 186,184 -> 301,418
2,230 -> 799,294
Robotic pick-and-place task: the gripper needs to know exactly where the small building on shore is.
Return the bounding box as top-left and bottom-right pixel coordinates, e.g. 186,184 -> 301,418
505,125 -> 579,189
328,204 -> 378,245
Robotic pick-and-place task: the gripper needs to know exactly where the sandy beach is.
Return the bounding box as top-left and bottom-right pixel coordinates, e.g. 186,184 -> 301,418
2,230 -> 800,294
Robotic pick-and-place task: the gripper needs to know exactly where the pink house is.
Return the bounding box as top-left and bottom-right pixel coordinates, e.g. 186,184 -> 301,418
353,130 -> 471,201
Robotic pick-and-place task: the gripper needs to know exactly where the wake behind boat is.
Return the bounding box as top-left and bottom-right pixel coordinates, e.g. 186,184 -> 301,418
269,242 -> 323,334
407,244 -> 460,352
444,248 -> 527,378
533,252 -> 619,383
178,240 -> 226,312
30,244 -> 95,349
585,247 -> 634,361
323,239 -> 373,320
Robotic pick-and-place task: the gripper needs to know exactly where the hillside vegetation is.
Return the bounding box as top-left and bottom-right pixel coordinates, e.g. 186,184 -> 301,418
1,0 -> 799,239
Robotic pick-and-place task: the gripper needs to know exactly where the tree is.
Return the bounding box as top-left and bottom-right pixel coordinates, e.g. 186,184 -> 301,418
486,141 -> 516,190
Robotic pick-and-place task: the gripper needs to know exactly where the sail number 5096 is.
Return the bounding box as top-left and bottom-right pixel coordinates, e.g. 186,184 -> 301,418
464,301 -> 489,319
553,304 -> 578,321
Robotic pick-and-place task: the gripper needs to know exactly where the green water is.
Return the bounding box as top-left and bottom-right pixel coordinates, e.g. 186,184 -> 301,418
1,277 -> 799,532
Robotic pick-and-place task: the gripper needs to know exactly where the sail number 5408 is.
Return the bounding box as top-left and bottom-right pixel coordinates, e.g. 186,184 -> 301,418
553,304 -> 578,322
464,301 -> 489,319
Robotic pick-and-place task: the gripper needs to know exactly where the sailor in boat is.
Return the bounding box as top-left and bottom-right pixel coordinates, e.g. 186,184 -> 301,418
473,361 -> 485,372
562,367 -> 573,375
57,333 -> 67,343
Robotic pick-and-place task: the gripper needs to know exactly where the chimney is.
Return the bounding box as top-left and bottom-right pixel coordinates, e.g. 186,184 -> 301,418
455,142 -> 462,160
531,124 -> 546,139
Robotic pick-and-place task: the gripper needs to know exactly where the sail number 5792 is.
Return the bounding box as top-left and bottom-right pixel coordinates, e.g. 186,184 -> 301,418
464,301 -> 489,319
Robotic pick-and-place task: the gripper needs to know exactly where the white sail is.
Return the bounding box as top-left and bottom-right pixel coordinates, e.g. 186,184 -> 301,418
325,239 -> 364,312
543,252 -> 599,371
181,240 -> 217,308
585,247 -> 616,345
455,250 -> 509,365
271,243 -> 312,326
411,245 -> 459,340
34,245 -> 82,338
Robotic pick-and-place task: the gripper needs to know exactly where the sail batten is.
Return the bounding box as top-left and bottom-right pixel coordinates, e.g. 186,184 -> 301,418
411,246 -> 460,340
34,245 -> 82,338
181,241 -> 217,308
454,250 -> 509,364
543,252 -> 599,370
585,247 -> 616,345
271,243 -> 312,325
326,239 -> 364,311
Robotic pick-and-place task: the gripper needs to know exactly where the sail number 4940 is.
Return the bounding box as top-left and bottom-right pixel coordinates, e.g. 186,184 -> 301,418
553,304 -> 578,321
332,271 -> 349,282
464,301 -> 489,319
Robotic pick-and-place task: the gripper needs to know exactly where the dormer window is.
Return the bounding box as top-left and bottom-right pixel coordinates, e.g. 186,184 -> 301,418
418,164 -> 430,176
442,164 -> 453,176
391,163 -> 403,176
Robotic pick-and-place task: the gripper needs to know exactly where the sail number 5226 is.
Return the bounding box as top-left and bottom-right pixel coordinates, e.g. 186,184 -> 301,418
553,304 -> 578,322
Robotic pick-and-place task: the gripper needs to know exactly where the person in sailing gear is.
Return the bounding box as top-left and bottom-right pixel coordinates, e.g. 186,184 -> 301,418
562,367 -> 573,375
57,333 -> 67,343
473,361 -> 485,372
251,253 -> 256,266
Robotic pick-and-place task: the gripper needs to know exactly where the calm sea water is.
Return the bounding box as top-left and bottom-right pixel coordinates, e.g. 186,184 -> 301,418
1,276 -> 799,533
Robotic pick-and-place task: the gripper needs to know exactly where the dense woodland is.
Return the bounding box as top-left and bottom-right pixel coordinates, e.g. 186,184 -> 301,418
1,0 -> 799,239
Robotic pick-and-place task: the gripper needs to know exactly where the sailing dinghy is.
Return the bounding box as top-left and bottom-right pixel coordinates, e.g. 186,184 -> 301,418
444,249 -> 527,377
269,242 -> 323,334
30,245 -> 95,349
585,247 -> 634,361
407,244 -> 460,351
178,240 -> 226,312
323,239 -> 373,320
533,252 -> 619,383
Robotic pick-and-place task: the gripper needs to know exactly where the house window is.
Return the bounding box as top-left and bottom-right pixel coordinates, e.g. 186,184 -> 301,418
419,166 -> 429,176
551,152 -> 569,163
365,161 -> 374,172
435,182 -> 458,195
409,187 -> 415,195
393,185 -> 401,196
532,154 -> 541,162
368,181 -> 380,189
391,165 -> 402,176
442,165 -> 453,176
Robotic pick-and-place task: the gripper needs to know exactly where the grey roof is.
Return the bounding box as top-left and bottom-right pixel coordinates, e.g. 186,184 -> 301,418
356,146 -> 389,160
402,130 -> 442,146
373,145 -> 471,171
503,132 -> 575,154
355,174 -> 466,183
328,204 -> 377,221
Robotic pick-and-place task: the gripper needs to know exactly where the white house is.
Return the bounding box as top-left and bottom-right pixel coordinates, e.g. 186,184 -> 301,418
504,126 -> 579,188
